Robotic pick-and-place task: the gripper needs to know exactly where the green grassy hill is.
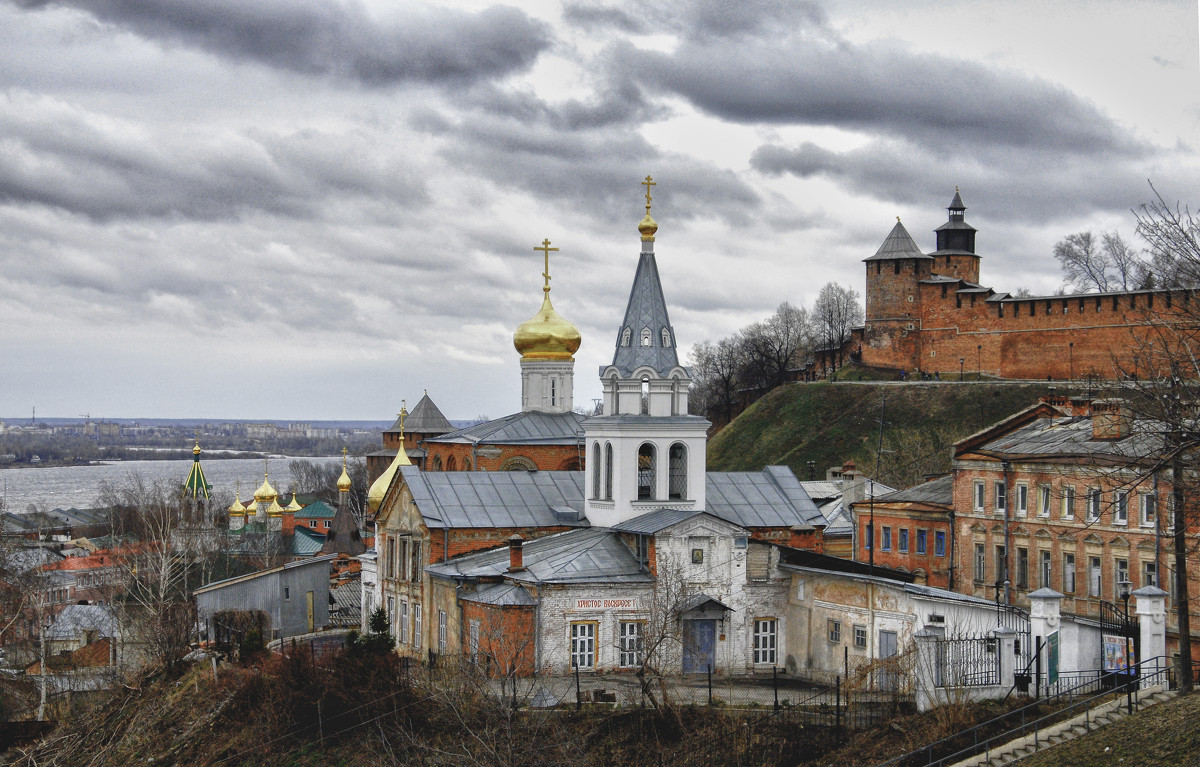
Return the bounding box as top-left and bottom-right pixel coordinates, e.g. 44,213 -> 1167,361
706,382 -> 1065,489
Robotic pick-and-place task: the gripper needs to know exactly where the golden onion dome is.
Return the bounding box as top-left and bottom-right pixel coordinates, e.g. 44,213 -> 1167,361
228,493 -> 246,516
638,212 -> 658,242
512,294 -> 582,360
367,446 -> 411,513
245,498 -> 258,513
286,492 -> 302,512
254,474 -> 276,503
267,498 -> 285,517
337,465 -> 353,492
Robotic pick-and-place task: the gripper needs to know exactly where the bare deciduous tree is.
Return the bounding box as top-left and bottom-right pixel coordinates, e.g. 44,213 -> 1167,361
812,281 -> 864,369
1054,230 -> 1148,293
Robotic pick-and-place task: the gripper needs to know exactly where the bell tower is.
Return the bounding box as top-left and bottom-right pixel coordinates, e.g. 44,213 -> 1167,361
583,177 -> 710,529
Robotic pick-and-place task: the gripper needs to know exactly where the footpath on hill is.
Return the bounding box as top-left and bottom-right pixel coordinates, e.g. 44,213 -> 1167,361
707,381 -> 1063,488
1020,691 -> 1200,766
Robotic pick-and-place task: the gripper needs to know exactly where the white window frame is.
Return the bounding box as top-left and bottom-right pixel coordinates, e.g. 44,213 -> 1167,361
438,610 -> 447,654
1114,491 -> 1129,526
1086,489 -> 1101,522
1143,561 -> 1157,588
413,604 -> 422,649
619,621 -> 644,668
974,544 -> 986,582
994,481 -> 1007,514
854,624 -> 867,649
570,622 -> 596,670
1063,553 -> 1076,593
1039,485 -> 1051,517
1040,550 -> 1052,589
1016,484 -> 1028,517
973,481 -> 985,512
1061,486 -> 1075,519
469,619 -> 480,662
1089,556 -> 1102,597
399,602 -> 409,645
1115,558 -> 1129,593
1140,493 -> 1156,528
753,618 -> 778,665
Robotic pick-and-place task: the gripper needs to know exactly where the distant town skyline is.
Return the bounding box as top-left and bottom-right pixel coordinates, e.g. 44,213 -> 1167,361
1,0 -> 1196,420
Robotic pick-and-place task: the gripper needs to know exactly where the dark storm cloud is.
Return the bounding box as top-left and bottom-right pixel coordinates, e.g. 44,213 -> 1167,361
10,0 -> 550,86
0,93 -> 427,221
611,37 -> 1147,156
564,0 -> 826,41
750,138 -> 1175,226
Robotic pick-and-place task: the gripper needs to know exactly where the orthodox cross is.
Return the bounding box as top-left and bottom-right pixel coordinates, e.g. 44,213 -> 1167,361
534,238 -> 559,294
642,175 -> 655,211
398,401 -> 407,438
342,446 -> 348,470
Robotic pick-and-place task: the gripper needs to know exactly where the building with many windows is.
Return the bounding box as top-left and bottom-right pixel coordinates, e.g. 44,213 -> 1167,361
951,397 -> 1175,621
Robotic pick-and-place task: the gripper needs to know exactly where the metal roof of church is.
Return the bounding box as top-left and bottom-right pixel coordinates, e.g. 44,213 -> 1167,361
425,527 -> 653,585
400,465 -> 589,529
424,410 -> 585,446
401,465 -> 819,532
609,249 -> 683,378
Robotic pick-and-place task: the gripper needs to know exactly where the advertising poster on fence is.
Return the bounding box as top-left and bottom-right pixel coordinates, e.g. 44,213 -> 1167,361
1103,633 -> 1136,673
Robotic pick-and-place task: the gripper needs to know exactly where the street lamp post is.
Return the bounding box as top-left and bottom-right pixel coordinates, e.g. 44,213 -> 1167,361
959,358 -> 965,381
977,344 -> 982,377
1069,342 -> 1074,381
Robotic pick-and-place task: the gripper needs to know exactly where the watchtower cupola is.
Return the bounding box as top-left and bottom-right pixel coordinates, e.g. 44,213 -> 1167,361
932,187 -> 980,283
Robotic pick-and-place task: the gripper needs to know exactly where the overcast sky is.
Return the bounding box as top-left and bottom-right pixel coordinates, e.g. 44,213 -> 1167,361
1,0 -> 1197,422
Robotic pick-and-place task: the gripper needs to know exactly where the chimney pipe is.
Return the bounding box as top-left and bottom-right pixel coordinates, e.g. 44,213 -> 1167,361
508,534 -> 525,572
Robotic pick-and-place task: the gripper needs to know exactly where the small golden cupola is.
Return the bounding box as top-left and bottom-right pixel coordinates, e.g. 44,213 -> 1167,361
512,238 -> 582,361
228,492 -> 246,517
638,174 -> 658,242
337,447 -> 353,493
286,491 -> 303,512
254,471 -> 277,503
368,406 -> 412,513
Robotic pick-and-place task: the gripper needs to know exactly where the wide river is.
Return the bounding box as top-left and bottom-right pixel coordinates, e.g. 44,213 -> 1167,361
0,455 -> 343,513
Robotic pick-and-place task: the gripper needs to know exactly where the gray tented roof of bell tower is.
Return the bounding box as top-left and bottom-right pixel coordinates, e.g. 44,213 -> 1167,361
608,250 -> 682,378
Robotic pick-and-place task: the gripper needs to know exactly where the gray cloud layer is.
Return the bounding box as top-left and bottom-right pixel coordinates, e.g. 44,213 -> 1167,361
11,0 -> 550,85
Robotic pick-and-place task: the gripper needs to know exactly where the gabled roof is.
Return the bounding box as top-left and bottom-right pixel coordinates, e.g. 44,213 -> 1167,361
424,410 -> 584,446
401,465 -> 589,530
292,526 -> 327,556
864,220 -> 930,262
965,415 -> 1162,462
871,475 -> 954,507
386,392 -> 454,435
462,582 -> 537,606
45,604 -> 116,640
425,528 -> 653,585
295,501 -> 337,519
610,249 -> 682,378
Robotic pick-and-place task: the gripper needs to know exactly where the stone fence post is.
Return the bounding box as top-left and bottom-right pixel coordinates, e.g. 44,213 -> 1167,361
992,627 -> 1016,692
1133,585 -> 1168,688
1027,587 -> 1063,691
912,627 -> 943,712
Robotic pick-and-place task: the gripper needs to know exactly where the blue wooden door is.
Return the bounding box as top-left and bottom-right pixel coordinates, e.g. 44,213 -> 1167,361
683,620 -> 715,673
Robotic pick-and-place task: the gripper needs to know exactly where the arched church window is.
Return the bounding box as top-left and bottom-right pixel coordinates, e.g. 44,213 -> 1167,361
604,443 -> 613,500
661,328 -> 671,347
621,328 -> 631,347
432,455 -> 442,471
640,377 -> 649,415
500,456 -> 537,471
668,443 -> 687,499
637,443 -> 656,500
462,459 -> 471,471
592,442 -> 601,499
446,456 -> 457,471
641,328 -> 652,347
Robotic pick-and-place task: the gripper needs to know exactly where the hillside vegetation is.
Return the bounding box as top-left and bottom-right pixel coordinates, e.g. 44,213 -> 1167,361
707,382 -> 1065,489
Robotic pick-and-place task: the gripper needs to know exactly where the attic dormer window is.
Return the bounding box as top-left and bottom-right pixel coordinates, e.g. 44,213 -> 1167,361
661,328 -> 671,347
641,328 -> 652,347
621,328 -> 631,347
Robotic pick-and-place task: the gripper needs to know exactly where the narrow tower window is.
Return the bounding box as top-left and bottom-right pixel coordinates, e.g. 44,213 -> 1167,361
668,443 -> 687,499
637,443 -> 656,500
621,328 -> 631,347
640,377 -> 649,414
661,328 -> 671,347
551,378 -> 557,406
604,442 -> 613,500
641,328 -> 652,346
591,443 -> 601,499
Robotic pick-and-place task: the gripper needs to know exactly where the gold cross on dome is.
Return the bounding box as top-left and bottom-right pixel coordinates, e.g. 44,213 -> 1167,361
534,238 -> 559,294
642,175 -> 655,210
